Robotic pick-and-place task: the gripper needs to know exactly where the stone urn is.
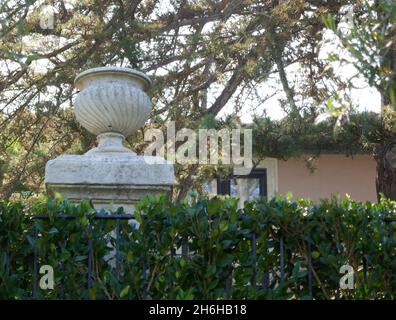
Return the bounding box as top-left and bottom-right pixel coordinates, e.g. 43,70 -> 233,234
74,67 -> 152,154
45,67 -> 175,213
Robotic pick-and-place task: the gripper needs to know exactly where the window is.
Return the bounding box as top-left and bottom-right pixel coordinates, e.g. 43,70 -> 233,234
202,158 -> 278,204
216,169 -> 267,203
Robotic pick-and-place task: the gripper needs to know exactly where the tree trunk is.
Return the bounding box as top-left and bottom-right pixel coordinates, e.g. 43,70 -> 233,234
375,37 -> 396,200
374,142 -> 396,201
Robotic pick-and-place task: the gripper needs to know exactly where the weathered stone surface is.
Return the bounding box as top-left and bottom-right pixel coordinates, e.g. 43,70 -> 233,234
44,67 -> 175,212
45,154 -> 174,186
74,67 -> 152,137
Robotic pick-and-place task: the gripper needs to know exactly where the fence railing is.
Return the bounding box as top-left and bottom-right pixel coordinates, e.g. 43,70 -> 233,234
32,213 -> 135,299
27,214 -> 396,299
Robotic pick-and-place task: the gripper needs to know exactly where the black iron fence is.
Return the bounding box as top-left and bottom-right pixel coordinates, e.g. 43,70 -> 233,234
29,212 -> 396,300
32,213 -> 135,299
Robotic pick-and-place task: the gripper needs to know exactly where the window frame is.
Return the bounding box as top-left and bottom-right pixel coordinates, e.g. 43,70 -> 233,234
216,169 -> 268,198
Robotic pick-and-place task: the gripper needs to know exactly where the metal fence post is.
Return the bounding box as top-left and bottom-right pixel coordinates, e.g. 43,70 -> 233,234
307,238 -> 313,300
252,232 -> 257,289
116,218 -> 121,281
87,221 -> 94,293
280,236 -> 285,283
33,225 -> 39,300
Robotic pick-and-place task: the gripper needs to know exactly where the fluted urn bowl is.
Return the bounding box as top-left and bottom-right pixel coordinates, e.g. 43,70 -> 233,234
74,67 -> 152,137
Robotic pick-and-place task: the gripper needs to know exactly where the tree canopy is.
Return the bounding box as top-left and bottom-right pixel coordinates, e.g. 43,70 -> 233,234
0,0 -> 395,199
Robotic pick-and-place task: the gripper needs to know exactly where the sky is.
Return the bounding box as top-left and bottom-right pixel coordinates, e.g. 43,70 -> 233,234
219,5 -> 382,123
219,31 -> 382,123
1,1 -> 382,124
229,69 -> 382,123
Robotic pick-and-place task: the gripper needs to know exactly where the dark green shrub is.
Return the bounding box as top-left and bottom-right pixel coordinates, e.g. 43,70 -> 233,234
0,194 -> 395,299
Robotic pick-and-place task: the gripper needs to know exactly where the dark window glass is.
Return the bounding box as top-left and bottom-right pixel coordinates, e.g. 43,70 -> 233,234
216,169 -> 267,199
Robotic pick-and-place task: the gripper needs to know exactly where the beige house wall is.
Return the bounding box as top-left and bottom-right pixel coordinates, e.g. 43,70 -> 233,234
276,154 -> 377,202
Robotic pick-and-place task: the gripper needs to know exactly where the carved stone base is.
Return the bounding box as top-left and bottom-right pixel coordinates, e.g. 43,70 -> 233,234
45,151 -> 175,213
45,183 -> 172,213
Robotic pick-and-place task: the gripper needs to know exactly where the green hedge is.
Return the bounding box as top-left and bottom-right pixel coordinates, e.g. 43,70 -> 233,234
0,194 -> 396,300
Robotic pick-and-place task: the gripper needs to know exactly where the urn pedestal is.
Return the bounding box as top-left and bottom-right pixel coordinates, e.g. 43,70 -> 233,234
45,67 -> 174,213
